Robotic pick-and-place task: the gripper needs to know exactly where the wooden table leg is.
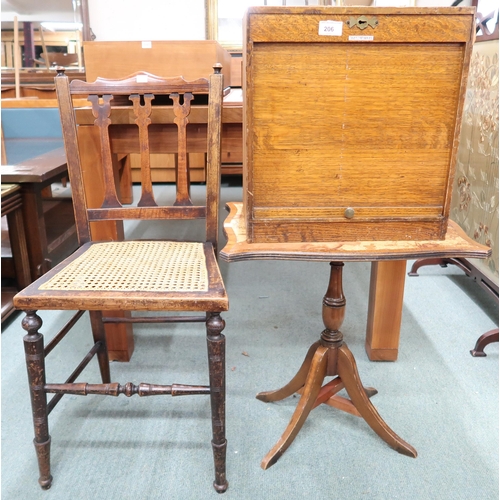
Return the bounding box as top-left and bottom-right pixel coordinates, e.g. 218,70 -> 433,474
470,328 -> 499,357
6,197 -> 31,289
78,126 -> 134,362
20,183 -> 50,279
257,262 -> 416,469
113,153 -> 133,205
2,185 -> 31,321
365,260 -> 407,361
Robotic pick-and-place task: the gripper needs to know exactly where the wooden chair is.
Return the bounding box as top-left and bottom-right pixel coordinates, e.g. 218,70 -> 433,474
13,66 -> 229,493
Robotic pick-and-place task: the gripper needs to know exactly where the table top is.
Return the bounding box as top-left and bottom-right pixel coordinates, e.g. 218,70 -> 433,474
74,88 -> 242,126
1,90 -> 242,110
1,148 -> 67,183
1,98 -> 89,109
221,202 -> 491,263
1,184 -> 20,198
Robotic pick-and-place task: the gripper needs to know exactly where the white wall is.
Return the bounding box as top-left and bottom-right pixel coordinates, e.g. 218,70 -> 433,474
88,0 -> 206,41
374,1 -> 472,5
416,0 -> 472,5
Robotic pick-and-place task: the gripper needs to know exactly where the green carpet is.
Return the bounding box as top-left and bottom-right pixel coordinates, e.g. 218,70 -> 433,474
2,183 -> 498,499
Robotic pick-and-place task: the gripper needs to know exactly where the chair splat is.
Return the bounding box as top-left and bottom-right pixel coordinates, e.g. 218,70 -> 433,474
171,92 -> 194,207
87,94 -> 122,209
130,93 -> 157,207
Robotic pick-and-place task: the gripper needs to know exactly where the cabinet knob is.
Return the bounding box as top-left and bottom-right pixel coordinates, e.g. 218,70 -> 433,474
344,207 -> 355,219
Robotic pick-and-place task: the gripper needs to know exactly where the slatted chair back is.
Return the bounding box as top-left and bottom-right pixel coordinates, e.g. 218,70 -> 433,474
55,66 -> 224,251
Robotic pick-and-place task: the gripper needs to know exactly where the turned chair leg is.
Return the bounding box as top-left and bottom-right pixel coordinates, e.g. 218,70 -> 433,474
206,313 -> 228,493
22,310 -> 53,490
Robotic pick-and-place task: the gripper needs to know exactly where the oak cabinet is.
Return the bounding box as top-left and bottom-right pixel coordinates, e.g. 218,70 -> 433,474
243,7 -> 476,242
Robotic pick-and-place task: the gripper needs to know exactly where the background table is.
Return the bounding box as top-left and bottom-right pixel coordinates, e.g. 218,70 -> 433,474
1,183 -> 31,321
1,149 -> 77,281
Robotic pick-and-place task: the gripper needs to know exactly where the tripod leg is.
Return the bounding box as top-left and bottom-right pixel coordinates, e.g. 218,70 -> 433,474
364,387 -> 378,398
261,345 -> 328,470
257,341 -> 320,403
337,344 -> 417,458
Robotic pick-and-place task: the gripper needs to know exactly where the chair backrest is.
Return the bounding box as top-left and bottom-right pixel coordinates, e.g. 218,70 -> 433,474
55,65 -> 224,250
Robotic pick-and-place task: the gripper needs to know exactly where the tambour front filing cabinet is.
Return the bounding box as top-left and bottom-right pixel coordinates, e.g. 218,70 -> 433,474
243,7 -> 476,242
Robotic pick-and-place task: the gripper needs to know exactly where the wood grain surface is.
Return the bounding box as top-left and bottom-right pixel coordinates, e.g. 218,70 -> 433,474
243,7 -> 475,242
221,202 -> 491,262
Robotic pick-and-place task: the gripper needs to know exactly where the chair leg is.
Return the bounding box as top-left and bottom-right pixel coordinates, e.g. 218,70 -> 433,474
89,311 -> 111,383
470,328 -> 499,357
22,310 -> 53,490
206,312 -> 228,493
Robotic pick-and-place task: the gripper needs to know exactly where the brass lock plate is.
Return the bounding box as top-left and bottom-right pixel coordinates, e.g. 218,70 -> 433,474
347,16 -> 379,30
